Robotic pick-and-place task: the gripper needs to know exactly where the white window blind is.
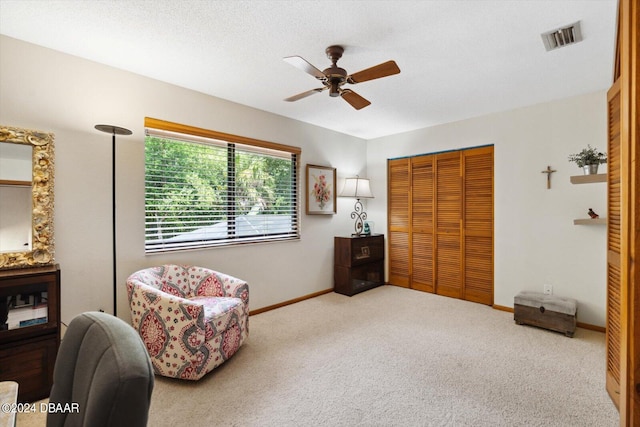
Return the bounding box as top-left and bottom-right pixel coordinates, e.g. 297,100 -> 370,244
144,118 -> 300,253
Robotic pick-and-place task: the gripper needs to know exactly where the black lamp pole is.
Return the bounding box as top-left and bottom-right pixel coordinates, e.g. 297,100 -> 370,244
94,124 -> 132,316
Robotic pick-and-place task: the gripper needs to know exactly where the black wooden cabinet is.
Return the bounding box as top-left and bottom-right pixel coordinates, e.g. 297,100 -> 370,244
334,234 -> 384,296
0,264 -> 61,402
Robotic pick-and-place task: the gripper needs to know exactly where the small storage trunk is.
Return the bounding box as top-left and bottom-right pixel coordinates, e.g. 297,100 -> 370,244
514,291 -> 577,337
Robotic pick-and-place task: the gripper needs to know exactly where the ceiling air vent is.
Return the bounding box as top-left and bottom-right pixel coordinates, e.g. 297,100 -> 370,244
541,21 -> 583,52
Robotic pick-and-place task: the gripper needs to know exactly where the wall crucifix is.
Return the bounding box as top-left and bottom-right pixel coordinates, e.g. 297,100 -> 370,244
541,165 -> 557,189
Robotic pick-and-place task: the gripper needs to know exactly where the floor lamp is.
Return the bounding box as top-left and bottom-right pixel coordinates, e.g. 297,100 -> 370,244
94,124 -> 132,316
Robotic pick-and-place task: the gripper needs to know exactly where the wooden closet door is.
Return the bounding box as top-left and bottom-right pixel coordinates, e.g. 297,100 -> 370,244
387,147 -> 494,306
463,147 -> 494,305
388,158 -> 410,288
434,152 -> 462,298
606,1 -> 639,422
606,79 -> 622,408
411,156 -> 435,292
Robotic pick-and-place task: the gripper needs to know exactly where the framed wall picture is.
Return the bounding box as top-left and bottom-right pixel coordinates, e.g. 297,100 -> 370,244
306,164 -> 337,215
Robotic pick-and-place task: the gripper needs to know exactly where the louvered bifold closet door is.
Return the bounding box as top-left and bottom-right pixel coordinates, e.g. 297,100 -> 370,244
462,147 -> 494,305
388,158 -> 411,287
388,148 -> 493,305
435,152 -> 462,298
606,79 -> 622,408
411,156 -> 435,292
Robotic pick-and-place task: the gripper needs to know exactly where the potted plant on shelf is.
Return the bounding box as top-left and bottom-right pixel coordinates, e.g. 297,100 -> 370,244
568,145 -> 607,175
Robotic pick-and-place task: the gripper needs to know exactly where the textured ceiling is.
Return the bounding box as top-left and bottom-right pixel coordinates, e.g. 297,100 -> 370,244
0,0 -> 617,140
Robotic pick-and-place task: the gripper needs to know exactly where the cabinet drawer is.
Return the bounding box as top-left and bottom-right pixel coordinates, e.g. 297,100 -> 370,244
0,335 -> 57,402
334,261 -> 384,296
335,235 -> 384,267
348,263 -> 384,285
350,236 -> 383,264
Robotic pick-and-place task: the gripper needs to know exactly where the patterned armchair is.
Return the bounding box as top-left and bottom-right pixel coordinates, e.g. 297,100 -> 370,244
126,264 -> 249,380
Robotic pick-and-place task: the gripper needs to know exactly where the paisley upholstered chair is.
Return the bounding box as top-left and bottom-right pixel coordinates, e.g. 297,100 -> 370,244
126,264 -> 249,380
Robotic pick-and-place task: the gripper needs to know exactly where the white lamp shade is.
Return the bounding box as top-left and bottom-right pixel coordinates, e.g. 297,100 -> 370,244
339,177 -> 374,199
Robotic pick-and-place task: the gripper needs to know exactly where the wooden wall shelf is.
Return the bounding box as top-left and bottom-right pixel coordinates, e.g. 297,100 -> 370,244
570,174 -> 607,226
573,218 -> 607,225
570,174 -> 607,184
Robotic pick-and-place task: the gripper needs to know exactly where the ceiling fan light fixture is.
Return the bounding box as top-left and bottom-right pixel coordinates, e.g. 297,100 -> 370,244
329,80 -> 341,97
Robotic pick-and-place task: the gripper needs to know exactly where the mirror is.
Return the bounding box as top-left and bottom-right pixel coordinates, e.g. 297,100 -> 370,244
0,143 -> 32,252
0,125 -> 55,269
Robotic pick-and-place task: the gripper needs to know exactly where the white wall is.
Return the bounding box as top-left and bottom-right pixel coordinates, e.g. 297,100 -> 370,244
0,36 -> 367,325
366,91 -> 608,326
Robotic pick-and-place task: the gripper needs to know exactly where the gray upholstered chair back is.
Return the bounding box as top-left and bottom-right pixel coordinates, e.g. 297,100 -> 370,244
46,311 -> 154,427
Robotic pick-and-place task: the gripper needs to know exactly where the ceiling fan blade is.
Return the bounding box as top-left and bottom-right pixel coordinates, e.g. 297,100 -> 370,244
283,56 -> 327,81
347,60 -> 400,84
340,89 -> 371,110
284,87 -> 326,102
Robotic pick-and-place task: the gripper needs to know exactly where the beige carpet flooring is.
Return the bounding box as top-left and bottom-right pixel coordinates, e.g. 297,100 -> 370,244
18,285 -> 618,426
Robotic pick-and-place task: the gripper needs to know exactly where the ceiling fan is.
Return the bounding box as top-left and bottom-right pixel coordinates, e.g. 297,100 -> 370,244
283,45 -> 400,110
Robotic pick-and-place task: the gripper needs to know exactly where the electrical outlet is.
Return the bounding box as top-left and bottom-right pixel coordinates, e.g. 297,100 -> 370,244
543,284 -> 553,295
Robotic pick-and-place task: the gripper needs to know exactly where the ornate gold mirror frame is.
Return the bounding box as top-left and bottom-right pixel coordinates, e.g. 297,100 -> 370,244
0,125 -> 55,269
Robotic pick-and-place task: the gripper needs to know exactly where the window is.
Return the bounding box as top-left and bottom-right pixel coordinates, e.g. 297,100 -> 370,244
144,118 -> 300,253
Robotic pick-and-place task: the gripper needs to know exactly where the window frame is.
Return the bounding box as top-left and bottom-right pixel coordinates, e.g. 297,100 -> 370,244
144,117 -> 301,253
